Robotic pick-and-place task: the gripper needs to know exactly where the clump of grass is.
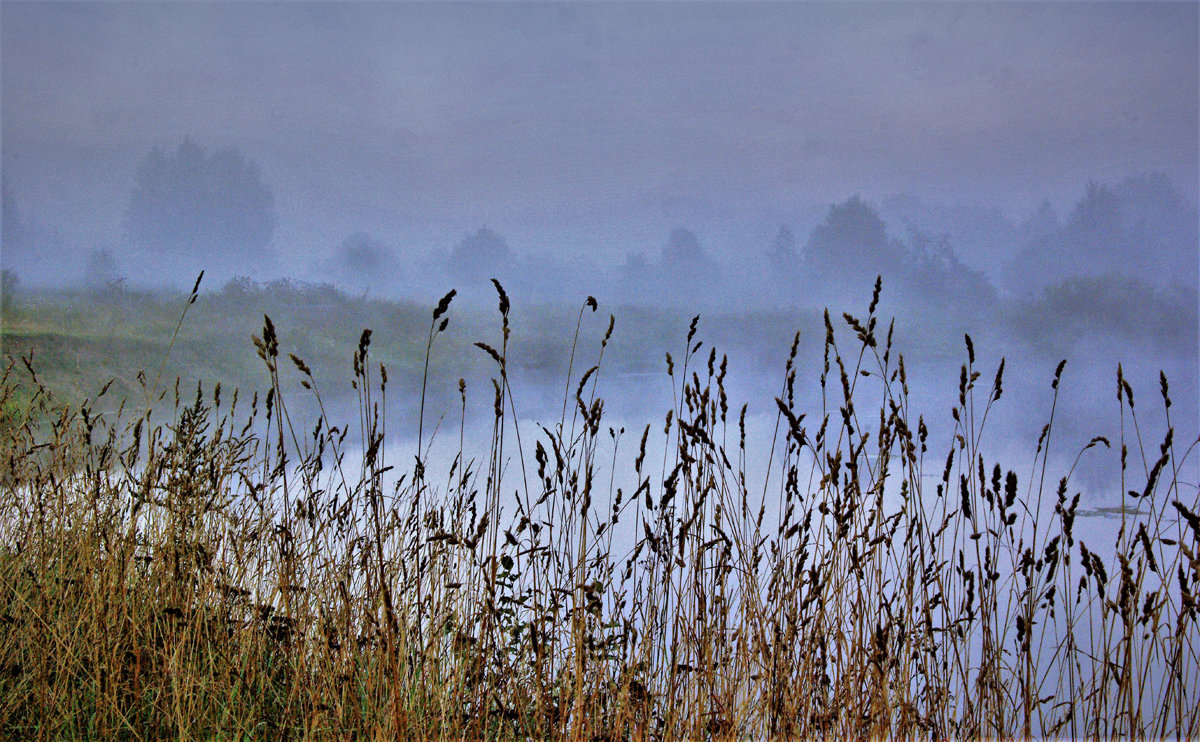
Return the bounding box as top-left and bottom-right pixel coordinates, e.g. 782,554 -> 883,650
0,275 -> 1197,739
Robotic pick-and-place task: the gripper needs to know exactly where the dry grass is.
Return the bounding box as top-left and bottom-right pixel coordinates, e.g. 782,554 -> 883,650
0,276 -> 1197,740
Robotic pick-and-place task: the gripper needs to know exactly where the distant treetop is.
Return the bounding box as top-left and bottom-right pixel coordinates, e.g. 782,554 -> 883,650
448,226 -> 512,280
806,196 -> 903,279
768,224 -> 797,269
662,227 -> 706,266
124,139 -> 276,275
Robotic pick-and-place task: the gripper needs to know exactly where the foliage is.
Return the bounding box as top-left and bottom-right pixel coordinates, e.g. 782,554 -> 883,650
0,271 -> 17,313
767,224 -> 797,273
1011,274 -> 1199,354
83,249 -> 123,294
0,280 -> 1196,739
905,228 -> 998,312
448,226 -> 512,281
333,232 -> 398,278
661,227 -> 708,267
124,139 -> 276,273
1006,175 -> 1199,292
806,196 -> 905,279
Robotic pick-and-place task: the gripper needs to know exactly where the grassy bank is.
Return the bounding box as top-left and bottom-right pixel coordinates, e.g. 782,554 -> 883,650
0,279 -> 1197,739
1,279 -> 822,426
1,280 -> 438,419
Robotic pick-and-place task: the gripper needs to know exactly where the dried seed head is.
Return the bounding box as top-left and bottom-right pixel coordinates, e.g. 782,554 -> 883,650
475,342 -> 502,366
490,278 -> 509,317
432,289 -> 456,321
289,353 -> 311,377
189,271 -> 204,303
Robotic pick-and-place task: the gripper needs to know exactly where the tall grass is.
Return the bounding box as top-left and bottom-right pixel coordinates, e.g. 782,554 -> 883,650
0,277 -> 1197,739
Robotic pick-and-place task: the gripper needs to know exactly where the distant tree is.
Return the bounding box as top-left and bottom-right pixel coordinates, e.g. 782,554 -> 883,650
767,225 -> 797,272
662,227 -> 706,267
336,232 -> 393,275
221,275 -> 260,297
905,228 -> 997,311
124,139 -> 276,273
1113,173 -> 1198,281
2,186 -> 72,284
807,197 -> 898,272
1007,175 -> 1197,293
1013,274 -> 1198,353
1064,181 -> 1123,257
1,185 -> 25,256
1017,199 -> 1060,243
619,251 -> 650,285
805,197 -> 906,303
1,269 -> 17,312
84,248 -> 123,292
448,226 -> 511,281
326,231 -> 401,293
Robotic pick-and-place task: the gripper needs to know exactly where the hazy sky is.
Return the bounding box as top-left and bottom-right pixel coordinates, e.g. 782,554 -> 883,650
3,1 -> 1197,267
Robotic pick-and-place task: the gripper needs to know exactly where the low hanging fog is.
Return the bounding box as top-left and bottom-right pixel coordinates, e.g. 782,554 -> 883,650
2,2 -> 1197,503
5,7 -> 1200,736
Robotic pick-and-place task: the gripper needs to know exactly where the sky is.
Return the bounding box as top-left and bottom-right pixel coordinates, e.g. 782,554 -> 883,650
2,1 -> 1197,269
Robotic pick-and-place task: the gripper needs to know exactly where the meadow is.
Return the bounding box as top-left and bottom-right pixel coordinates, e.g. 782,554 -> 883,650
0,275 -> 1197,739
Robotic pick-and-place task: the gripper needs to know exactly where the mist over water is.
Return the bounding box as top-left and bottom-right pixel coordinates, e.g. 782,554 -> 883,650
4,2 -> 1196,570
1,3 -> 1198,736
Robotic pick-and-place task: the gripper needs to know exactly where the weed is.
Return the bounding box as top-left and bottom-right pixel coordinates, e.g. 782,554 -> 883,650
0,276 -> 1196,739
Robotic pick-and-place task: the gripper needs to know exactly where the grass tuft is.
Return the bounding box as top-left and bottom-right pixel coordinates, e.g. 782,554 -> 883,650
0,279 -> 1197,739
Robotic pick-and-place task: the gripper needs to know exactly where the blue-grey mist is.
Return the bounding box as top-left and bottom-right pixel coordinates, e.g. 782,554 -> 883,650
3,2 -> 1197,633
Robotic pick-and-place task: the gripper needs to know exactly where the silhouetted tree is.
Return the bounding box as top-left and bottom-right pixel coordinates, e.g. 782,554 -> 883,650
662,227 -> 706,266
338,232 -> 391,273
767,225 -> 797,272
623,251 -> 649,273
1006,175 -> 1197,292
1,185 -> 25,257
1065,181 -> 1123,258
327,231 -> 400,293
84,248 -> 124,293
448,226 -> 511,281
1013,274 -> 1198,354
2,185 -> 68,283
807,197 -> 897,270
1,270 -> 17,312
124,139 -> 276,274
905,227 -> 996,311
1017,199 -> 1060,244
805,197 -> 905,302
1114,173 -> 1198,281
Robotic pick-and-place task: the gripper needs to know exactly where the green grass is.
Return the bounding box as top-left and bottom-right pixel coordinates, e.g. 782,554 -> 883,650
1,282 -> 428,411
1,280 -> 823,424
